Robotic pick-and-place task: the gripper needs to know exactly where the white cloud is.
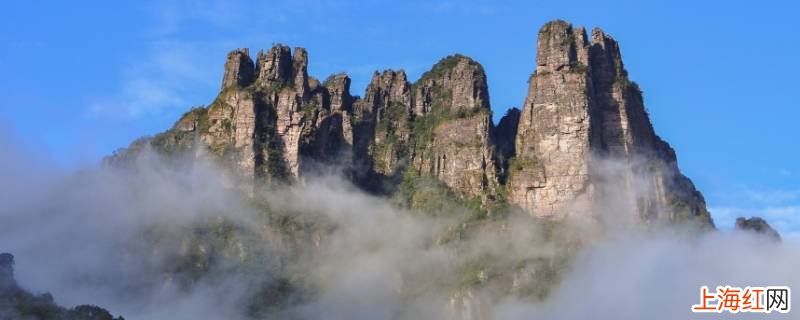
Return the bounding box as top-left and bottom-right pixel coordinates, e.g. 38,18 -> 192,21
744,188 -> 800,205
86,40 -> 220,118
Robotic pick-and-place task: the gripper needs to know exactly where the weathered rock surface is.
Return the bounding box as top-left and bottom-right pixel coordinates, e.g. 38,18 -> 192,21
509,20 -> 712,226
736,217 -> 781,241
408,56 -> 499,199
108,20 -> 714,227
356,69 -> 413,178
221,48 -> 255,89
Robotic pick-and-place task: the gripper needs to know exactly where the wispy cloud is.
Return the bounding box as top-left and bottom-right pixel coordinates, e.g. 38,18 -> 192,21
744,188 -> 800,204
87,41 -> 219,118
83,0 -> 308,119
421,1 -> 504,16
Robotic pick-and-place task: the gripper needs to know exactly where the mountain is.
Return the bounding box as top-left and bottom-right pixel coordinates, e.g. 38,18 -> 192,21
9,18 -> 792,320
108,19 -> 712,228
0,253 -> 123,320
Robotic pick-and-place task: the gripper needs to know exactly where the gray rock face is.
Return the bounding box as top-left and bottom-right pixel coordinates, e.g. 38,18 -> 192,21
406,56 -> 499,199
109,20 -> 714,228
736,217 -> 781,241
357,70 -> 414,177
413,56 -> 490,116
155,45 -> 353,186
510,21 -> 595,218
255,45 -> 293,87
509,20 -> 712,226
221,48 -> 255,89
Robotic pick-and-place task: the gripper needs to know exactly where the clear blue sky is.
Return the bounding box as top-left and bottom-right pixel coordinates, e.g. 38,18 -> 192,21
1,0 -> 798,235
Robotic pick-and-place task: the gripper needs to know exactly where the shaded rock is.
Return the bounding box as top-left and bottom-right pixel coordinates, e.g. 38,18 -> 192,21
736,217 -> 781,241
493,107 -> 520,183
255,45 -> 293,87
357,70 -> 413,178
221,48 -> 255,89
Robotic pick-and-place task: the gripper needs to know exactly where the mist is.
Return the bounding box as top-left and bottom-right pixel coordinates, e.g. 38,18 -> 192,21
0,134 -> 797,320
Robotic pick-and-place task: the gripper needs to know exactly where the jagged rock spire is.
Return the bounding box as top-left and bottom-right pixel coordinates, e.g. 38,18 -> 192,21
291,47 -> 310,97
324,73 -> 353,112
509,19 -> 711,227
221,48 -> 255,89
110,20 -> 713,228
256,45 -> 293,87
413,55 -> 490,115
364,69 -> 412,115
510,20 -> 594,218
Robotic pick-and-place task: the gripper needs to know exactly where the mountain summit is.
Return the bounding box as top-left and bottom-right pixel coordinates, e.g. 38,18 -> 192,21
109,20 -> 713,228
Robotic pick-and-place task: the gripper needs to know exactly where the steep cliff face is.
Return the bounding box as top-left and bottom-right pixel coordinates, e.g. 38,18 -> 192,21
408,56 -> 499,200
119,45 -> 355,188
509,20 -> 711,226
345,58 -> 500,200
109,20 -> 712,227
356,69 -> 413,178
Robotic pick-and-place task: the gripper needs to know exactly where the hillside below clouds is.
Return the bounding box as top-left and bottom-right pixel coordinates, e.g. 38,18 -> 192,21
110,19 -> 712,227
12,18 -> 798,320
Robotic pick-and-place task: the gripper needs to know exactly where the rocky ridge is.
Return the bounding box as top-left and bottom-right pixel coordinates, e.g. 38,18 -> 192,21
0,253 -> 124,320
108,19 -> 713,227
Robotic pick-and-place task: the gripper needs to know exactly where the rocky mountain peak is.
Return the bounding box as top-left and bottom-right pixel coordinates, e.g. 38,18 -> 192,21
221,48 -> 255,89
510,20 -> 712,225
109,19 -> 714,228
535,20 -> 588,73
255,44 -> 293,87
291,47 -> 310,97
324,73 -> 353,112
414,55 -> 490,116
736,217 -> 781,241
364,69 -> 412,117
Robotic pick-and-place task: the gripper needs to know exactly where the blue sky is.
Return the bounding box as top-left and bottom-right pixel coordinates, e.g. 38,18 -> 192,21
1,0 -> 798,235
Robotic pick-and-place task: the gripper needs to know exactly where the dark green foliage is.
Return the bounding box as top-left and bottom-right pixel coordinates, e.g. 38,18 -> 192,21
244,277 -> 303,319
66,305 -> 123,320
177,106 -> 210,133
395,167 -> 480,216
455,255 -> 494,289
665,196 -> 714,230
371,102 -> 411,173
561,32 -> 576,46
417,54 -> 470,83
568,61 -> 588,73
1,253 -> 124,319
265,139 -> 290,182
507,156 -> 540,174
